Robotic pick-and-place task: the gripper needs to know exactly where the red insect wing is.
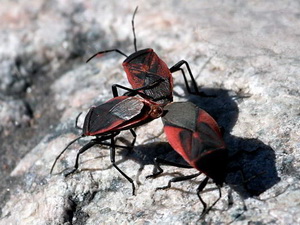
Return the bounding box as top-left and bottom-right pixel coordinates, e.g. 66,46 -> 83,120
197,109 -> 222,138
189,109 -> 225,155
83,96 -> 161,136
162,102 -> 197,131
83,96 -> 144,136
191,109 -> 227,184
111,97 -> 163,131
122,48 -> 173,105
110,96 -> 145,120
123,49 -> 154,88
164,125 -> 194,165
162,102 -> 227,184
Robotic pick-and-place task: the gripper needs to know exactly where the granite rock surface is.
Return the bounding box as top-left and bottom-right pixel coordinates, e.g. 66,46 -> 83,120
0,0 -> 299,224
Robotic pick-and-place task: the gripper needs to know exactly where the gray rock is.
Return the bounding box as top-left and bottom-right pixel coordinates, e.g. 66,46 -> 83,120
1,0 -> 299,224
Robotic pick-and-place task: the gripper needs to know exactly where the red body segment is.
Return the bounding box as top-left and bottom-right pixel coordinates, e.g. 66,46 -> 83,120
83,95 -> 163,136
122,48 -> 173,105
162,102 -> 227,185
52,94 -> 164,196
86,7 -> 202,106
55,7 -> 205,197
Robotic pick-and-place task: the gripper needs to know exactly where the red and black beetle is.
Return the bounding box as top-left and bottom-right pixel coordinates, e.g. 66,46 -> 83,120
148,101 -> 228,216
54,7 -> 220,204
86,7 -> 203,105
51,94 -> 163,195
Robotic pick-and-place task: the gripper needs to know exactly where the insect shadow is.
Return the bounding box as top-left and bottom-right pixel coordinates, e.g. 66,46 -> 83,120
186,87 -> 280,198
119,87 -> 280,200
72,86 -> 279,202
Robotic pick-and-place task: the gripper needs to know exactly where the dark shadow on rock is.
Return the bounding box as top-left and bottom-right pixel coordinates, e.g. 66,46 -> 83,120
118,142 -> 190,184
186,87 -> 280,197
225,137 -> 280,198
119,87 -> 280,199
62,86 -> 279,201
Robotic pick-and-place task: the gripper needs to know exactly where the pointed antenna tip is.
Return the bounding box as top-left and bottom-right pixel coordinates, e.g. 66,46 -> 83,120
50,135 -> 83,175
132,6 -> 139,52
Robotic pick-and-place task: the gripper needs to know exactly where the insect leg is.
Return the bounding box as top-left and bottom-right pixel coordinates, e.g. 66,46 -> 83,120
196,176 -> 209,216
146,157 -> 192,179
99,142 -> 132,149
103,129 -> 136,150
170,60 -> 214,97
156,172 -> 201,191
111,84 -> 138,97
63,139 -> 102,177
111,83 -> 162,99
199,185 -> 222,218
110,136 -> 136,196
86,49 -> 128,63
196,176 -> 222,218
129,128 -> 137,148
169,60 -> 199,94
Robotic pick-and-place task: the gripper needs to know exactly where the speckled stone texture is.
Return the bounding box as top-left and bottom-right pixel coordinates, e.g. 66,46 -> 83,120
0,0 -> 299,224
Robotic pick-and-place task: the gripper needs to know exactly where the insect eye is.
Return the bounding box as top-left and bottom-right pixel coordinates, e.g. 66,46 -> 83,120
150,106 -> 163,118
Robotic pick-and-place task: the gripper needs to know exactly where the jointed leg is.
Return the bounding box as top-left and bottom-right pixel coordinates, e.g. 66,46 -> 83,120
110,136 -> 136,196
156,172 -> 201,191
129,128 -> 137,148
170,60 -> 213,97
86,49 -> 128,63
146,157 -> 192,179
170,60 -> 199,94
62,135 -> 136,195
105,128 -> 136,151
197,176 -> 209,216
111,79 -> 164,99
64,138 -> 100,176
197,177 -> 222,218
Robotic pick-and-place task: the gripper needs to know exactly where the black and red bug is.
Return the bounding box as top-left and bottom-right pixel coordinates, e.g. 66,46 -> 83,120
147,101 -> 228,216
51,92 -> 164,195
86,7 -> 206,106
53,7 -> 218,202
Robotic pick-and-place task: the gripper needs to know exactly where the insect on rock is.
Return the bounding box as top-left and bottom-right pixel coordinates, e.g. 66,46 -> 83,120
51,86 -> 164,196
87,7 -> 209,106
147,101 -> 228,216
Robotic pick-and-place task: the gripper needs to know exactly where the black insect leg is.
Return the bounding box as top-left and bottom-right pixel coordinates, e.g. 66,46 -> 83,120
87,7 -> 139,63
112,84 -> 130,97
170,60 -> 198,93
105,128 -> 137,153
99,142 -> 133,150
197,177 -> 222,218
155,172 -> 201,191
110,136 -> 136,196
86,49 -> 128,63
128,128 -> 137,148
111,81 -> 164,99
110,86 -> 139,152
146,157 -> 192,179
170,60 -> 213,97
64,138 -> 100,177
112,84 -> 142,98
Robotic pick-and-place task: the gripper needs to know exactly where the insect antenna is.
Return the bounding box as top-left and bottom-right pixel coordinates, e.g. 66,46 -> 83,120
50,136 -> 83,174
132,6 -> 138,52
